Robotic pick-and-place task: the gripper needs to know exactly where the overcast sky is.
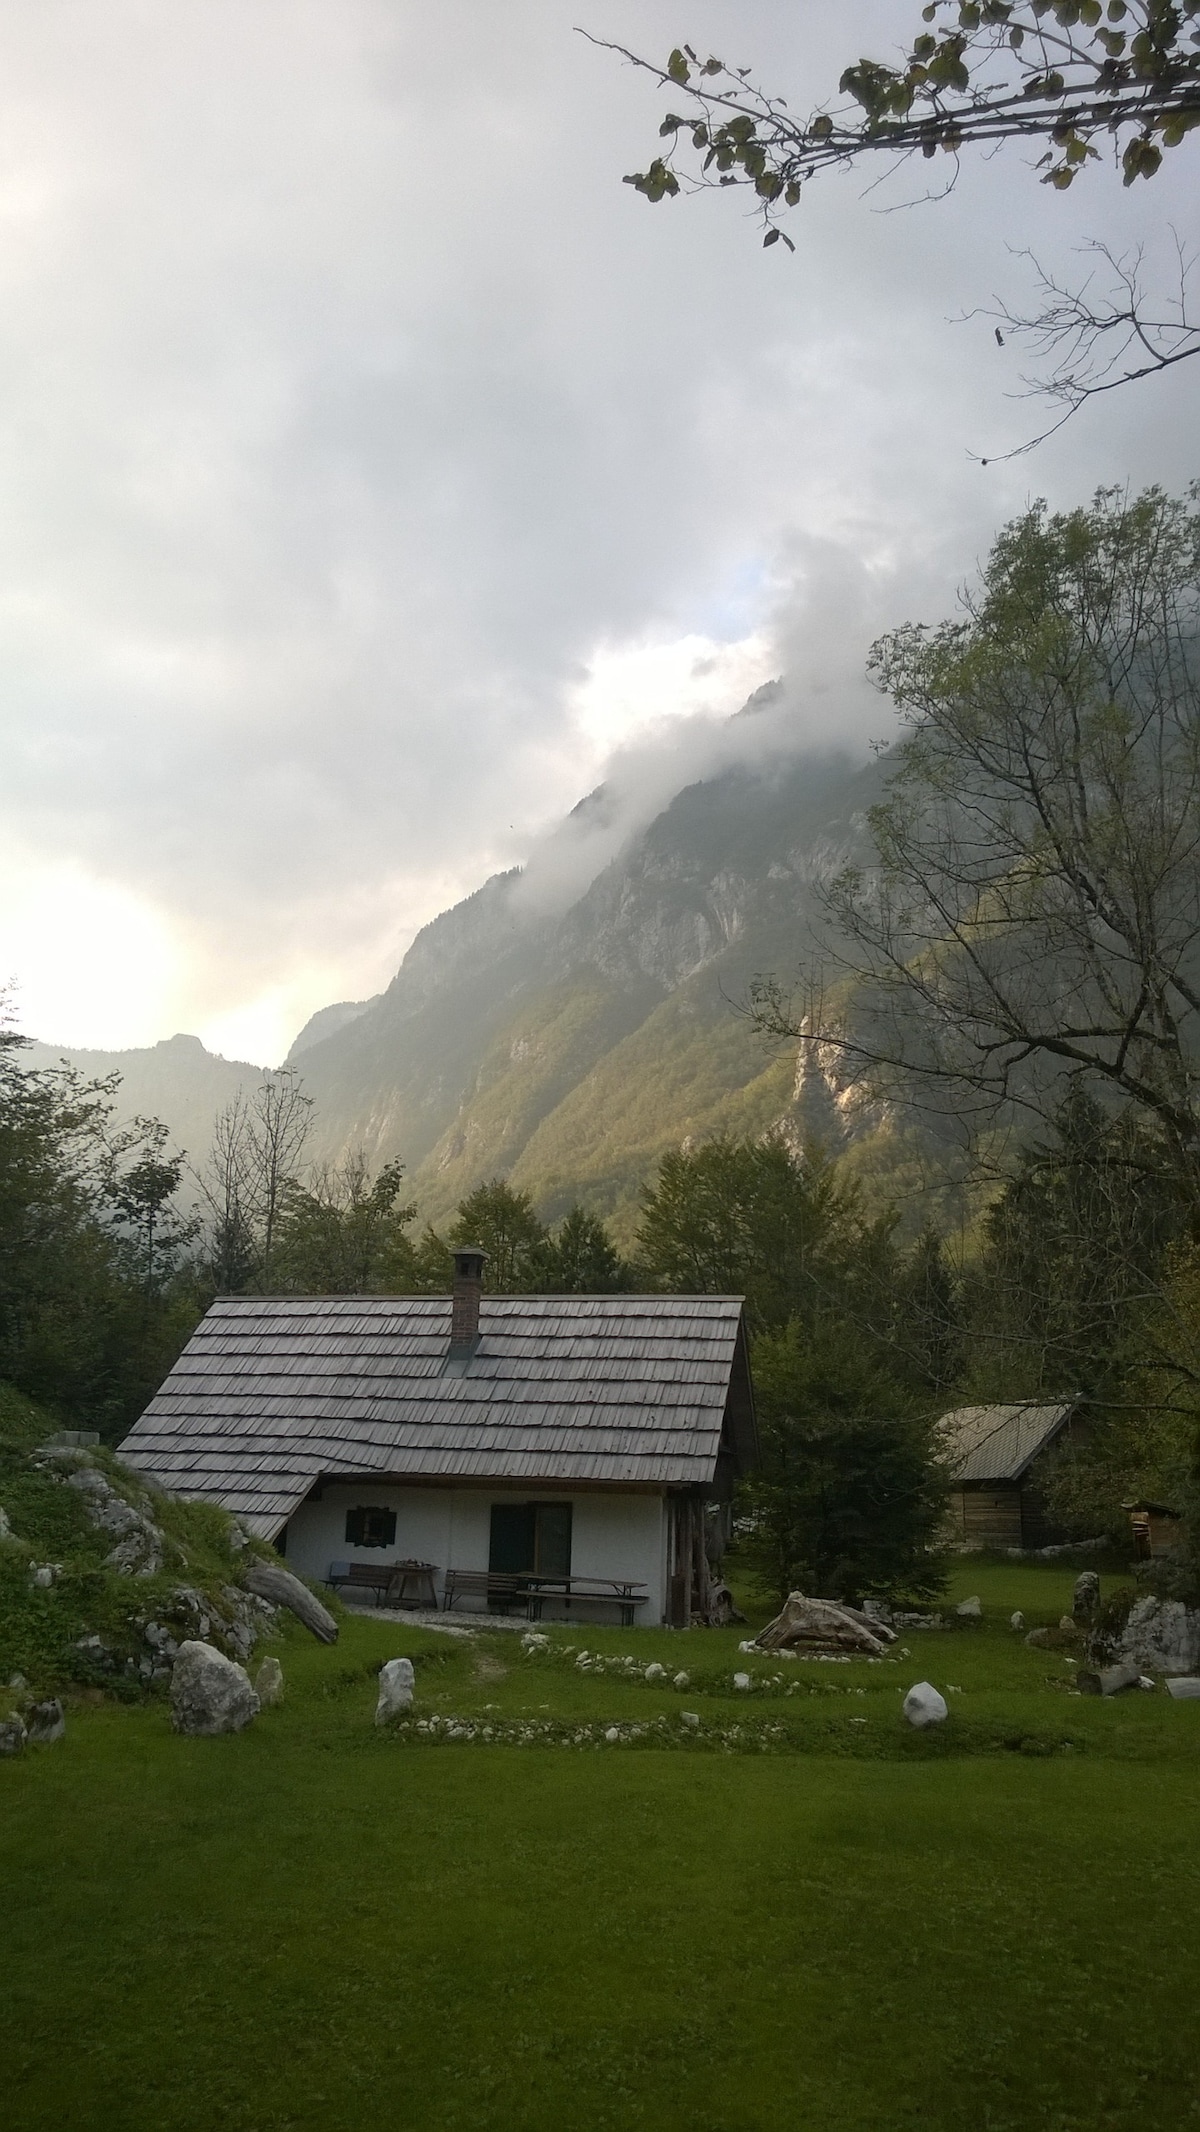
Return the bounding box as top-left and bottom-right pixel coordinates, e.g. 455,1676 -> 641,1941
1,1 -> 1195,1063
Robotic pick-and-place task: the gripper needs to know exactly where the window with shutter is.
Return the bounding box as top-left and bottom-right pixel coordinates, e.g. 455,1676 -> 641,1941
345,1506 -> 397,1549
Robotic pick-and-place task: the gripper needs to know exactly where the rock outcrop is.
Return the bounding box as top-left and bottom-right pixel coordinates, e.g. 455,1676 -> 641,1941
62,1461 -> 163,1575
169,1641 -> 260,1736
1116,1596 -> 1200,1677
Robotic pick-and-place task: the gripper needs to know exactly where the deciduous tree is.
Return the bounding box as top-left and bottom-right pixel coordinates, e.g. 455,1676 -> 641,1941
272,1153 -> 418,1294
752,484 -> 1200,1189
594,4 -> 1200,431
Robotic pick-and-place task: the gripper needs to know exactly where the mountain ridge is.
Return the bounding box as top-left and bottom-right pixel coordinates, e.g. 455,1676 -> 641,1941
20,729 -> 893,1238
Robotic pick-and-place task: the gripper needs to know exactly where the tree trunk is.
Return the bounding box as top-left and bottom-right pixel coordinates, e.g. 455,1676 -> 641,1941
243,1561 -> 338,1643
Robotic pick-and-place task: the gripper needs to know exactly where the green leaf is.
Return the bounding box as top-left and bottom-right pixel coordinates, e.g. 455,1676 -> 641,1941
667,47 -> 690,86
810,112 -> 834,139
1122,133 -> 1163,182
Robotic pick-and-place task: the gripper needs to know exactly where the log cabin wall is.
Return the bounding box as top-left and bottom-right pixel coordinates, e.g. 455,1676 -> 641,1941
951,1485 -> 1023,1549
1017,1471 -> 1066,1551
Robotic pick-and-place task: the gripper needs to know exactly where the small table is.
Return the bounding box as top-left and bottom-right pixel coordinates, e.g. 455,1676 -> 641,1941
385,1561 -> 439,1610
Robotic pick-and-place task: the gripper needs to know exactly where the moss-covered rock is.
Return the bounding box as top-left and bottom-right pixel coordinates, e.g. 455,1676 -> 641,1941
0,1382 -> 284,1700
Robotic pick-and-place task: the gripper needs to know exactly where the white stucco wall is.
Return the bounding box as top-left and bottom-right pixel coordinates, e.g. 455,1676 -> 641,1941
283,1483 -> 671,1625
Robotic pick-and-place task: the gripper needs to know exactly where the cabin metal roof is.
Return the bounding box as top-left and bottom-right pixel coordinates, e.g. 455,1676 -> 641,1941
937,1402 -> 1073,1485
118,1293 -> 756,1538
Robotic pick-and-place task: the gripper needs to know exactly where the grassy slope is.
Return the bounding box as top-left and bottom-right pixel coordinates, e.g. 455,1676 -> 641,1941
0,1384 -> 278,1692
3,1562 -> 1198,2132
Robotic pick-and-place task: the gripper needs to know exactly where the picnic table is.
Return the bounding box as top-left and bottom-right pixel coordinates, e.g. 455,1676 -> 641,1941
442,1569 -> 649,1628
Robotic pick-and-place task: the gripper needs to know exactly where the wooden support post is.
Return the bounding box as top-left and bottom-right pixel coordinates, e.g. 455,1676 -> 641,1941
694,1501 -> 711,1624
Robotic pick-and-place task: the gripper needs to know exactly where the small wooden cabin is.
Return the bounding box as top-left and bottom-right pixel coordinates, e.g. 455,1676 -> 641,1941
939,1402 -> 1088,1551
1125,1500 -> 1183,1560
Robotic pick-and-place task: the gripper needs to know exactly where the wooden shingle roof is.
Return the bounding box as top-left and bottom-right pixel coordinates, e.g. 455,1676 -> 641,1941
938,1402 -> 1073,1484
118,1293 -> 756,1537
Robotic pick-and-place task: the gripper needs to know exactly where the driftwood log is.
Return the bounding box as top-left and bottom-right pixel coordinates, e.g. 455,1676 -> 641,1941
754,1592 -> 897,1658
243,1561 -> 339,1644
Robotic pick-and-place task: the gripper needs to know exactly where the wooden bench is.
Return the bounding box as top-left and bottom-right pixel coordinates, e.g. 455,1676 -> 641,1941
443,1569 -> 650,1628
442,1569 -> 529,1614
325,1561 -> 439,1609
525,1576 -> 650,1629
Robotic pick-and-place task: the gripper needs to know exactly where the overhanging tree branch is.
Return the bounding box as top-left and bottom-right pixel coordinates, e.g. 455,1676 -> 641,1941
584,3 -> 1200,435
585,3 -> 1200,218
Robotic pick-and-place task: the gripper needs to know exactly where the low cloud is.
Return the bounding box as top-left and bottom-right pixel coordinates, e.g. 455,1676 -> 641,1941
0,1 -> 1194,1063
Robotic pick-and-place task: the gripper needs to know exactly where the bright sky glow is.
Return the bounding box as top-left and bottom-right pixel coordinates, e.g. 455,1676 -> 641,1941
0,1 -> 1193,1059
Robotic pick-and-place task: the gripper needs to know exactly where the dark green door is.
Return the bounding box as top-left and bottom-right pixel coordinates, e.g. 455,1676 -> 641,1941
489,1503 -> 535,1573
534,1503 -> 572,1578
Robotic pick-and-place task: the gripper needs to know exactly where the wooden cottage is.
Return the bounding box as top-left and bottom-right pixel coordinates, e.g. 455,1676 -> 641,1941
1124,1500 -> 1184,1560
938,1402 -> 1088,1551
118,1253 -> 757,1628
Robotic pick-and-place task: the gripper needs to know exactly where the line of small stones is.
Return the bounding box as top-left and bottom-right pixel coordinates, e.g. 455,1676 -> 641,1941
389,1712 -> 860,1751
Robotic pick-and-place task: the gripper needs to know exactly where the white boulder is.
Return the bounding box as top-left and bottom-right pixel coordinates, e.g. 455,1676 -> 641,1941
1010,1611 -> 1025,1631
644,1662 -> 666,1682
253,1657 -> 284,1707
375,1657 -> 415,1725
733,1672 -> 752,1691
1165,1677 -> 1200,1700
170,1641 -> 260,1736
903,1681 -> 948,1728
680,1711 -> 700,1730
955,1596 -> 982,1619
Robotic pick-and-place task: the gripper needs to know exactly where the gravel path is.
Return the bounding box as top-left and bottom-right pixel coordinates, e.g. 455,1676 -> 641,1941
339,1602 -> 529,1637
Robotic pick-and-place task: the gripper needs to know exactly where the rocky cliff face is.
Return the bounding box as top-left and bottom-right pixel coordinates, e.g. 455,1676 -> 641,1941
23,741 -> 892,1234
289,746 -> 885,1228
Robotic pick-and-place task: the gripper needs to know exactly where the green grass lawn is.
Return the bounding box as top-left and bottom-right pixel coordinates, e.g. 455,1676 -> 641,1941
3,1561 -> 1198,2132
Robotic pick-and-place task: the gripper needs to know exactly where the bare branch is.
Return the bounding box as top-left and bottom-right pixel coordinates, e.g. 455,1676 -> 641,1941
966,235 -> 1200,459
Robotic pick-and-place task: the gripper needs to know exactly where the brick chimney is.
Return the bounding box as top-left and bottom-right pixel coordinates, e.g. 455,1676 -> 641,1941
449,1247 -> 486,1357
